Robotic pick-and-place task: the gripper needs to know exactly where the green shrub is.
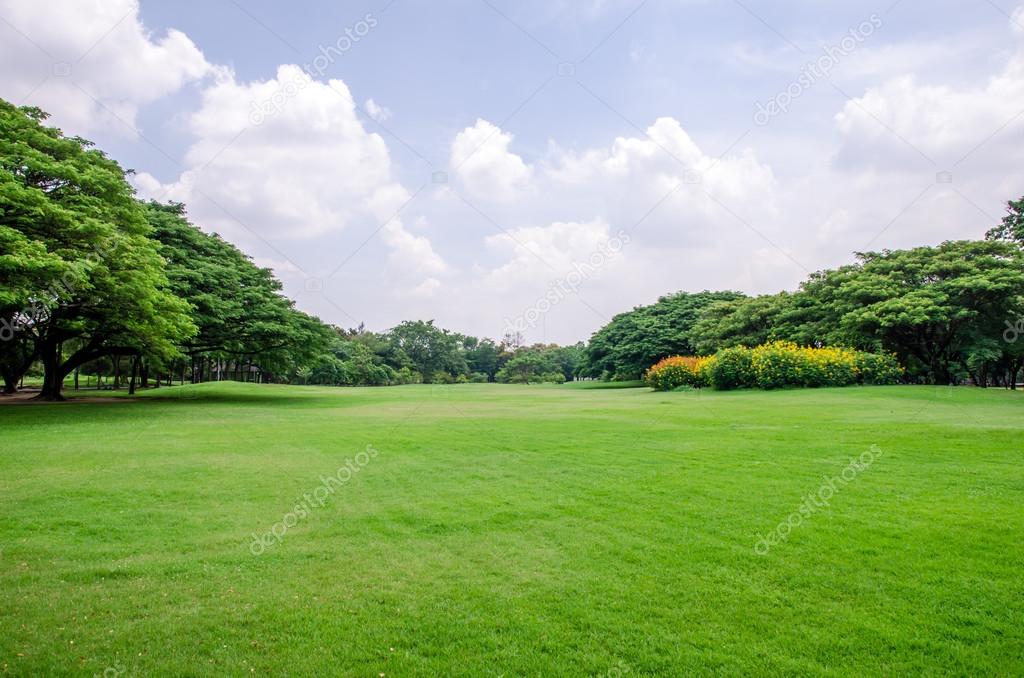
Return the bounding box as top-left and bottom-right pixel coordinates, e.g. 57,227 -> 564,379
653,342 -> 903,391
394,367 -> 422,384
751,342 -> 806,389
429,370 -> 454,384
855,352 -> 903,384
708,347 -> 754,390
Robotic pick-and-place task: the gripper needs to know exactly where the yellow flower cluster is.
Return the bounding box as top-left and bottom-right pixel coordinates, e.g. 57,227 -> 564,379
750,341 -> 860,389
645,355 -> 714,390
646,341 -> 902,391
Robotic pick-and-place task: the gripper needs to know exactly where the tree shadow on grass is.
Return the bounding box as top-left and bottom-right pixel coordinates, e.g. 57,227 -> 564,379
133,382 -> 358,408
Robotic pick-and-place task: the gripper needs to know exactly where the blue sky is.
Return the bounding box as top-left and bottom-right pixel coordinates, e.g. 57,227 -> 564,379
2,0 -> 1023,342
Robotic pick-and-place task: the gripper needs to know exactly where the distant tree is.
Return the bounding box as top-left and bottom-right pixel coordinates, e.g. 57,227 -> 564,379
495,351 -> 545,383
690,292 -> 793,354
463,336 -> 501,381
546,343 -> 584,381
502,330 -> 524,350
493,343 -> 583,384
582,290 -> 744,379
387,320 -> 467,382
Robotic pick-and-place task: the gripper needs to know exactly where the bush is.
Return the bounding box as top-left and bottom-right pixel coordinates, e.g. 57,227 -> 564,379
394,367 -> 422,384
708,346 -> 754,390
645,356 -> 713,390
540,371 -> 566,384
469,372 -> 489,383
647,342 -> 904,391
429,371 -> 455,384
855,351 -> 903,384
750,342 -> 864,389
750,342 -> 807,389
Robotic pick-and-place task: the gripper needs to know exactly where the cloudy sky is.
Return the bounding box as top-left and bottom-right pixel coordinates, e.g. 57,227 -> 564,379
2,0 -> 1022,343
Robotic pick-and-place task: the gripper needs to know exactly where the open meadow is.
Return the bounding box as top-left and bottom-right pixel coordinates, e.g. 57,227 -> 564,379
1,383 -> 1021,676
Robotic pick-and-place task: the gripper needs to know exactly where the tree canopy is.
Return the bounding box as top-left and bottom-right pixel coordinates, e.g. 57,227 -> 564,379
0,100 -> 194,398
581,290 -> 744,379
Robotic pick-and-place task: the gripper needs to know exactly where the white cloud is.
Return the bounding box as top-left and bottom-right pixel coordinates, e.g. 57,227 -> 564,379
134,66 -> 448,309
834,16 -> 1024,170
0,0 -> 211,135
364,98 -> 392,123
427,118 -> 790,343
484,218 -> 616,289
411,277 -> 442,298
381,220 -> 448,277
135,65 -> 403,239
1013,6 -> 1024,35
541,116 -> 777,247
450,119 -> 533,202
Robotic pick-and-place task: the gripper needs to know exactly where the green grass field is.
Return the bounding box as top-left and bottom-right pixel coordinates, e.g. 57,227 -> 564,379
1,383 -> 1021,676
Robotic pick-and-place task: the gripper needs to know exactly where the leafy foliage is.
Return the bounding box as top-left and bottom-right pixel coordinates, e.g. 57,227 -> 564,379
647,343 -> 902,391
581,290 -> 744,379
145,201 -> 331,378
0,100 -> 195,398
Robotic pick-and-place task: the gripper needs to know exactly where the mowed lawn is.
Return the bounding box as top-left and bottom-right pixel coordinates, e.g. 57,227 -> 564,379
0,383 -> 1021,676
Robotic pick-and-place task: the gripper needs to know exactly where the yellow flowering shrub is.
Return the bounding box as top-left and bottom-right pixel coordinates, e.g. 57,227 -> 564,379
645,355 -> 714,390
646,342 -> 902,391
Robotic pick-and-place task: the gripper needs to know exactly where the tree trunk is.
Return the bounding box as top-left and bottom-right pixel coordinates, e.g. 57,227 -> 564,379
2,343 -> 38,394
37,341 -> 65,401
128,356 -> 139,395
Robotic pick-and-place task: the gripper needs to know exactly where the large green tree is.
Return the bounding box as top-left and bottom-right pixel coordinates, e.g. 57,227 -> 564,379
387,320 -> 468,381
0,228 -> 63,391
582,290 -> 744,379
0,101 -> 195,399
144,201 -> 332,382
831,241 -> 1024,383
690,292 -> 794,354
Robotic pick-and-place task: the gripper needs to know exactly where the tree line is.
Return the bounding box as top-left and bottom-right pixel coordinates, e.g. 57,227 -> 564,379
580,217 -> 1024,388
4,99 -> 1023,396
298,320 -> 582,386
0,100 -> 581,397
